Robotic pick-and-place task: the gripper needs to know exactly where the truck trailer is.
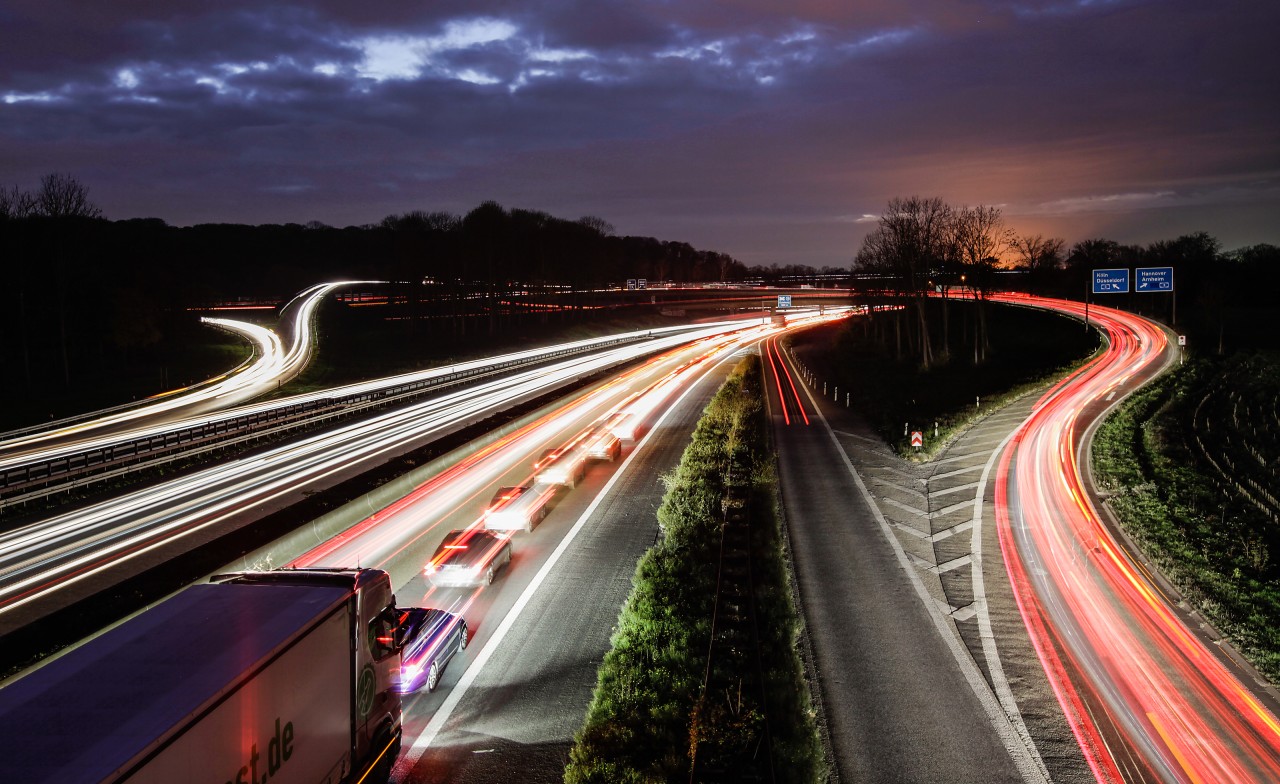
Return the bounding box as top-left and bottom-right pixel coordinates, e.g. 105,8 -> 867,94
0,567 -> 422,784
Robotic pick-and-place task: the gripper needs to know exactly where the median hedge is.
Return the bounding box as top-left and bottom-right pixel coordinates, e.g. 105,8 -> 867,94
564,355 -> 824,783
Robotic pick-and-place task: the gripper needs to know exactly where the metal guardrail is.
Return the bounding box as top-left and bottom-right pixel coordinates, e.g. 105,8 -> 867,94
0,334 -> 646,509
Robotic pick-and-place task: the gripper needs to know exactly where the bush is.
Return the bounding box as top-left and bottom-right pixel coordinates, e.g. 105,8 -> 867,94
565,356 -> 825,783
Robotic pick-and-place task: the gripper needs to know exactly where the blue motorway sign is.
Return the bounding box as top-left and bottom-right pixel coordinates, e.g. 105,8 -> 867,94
1135,266 -> 1174,292
1092,268 -> 1130,294
777,294 -> 792,308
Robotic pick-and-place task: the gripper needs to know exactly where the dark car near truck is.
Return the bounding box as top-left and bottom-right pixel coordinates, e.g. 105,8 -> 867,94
395,607 -> 468,693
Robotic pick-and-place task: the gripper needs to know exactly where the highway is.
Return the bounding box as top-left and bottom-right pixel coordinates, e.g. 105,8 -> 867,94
209,310 -> 849,782
390,358 -> 740,784
0,320 -> 702,509
0,313 -> 848,636
10,286 -> 1277,782
763,331 -> 1039,782
993,296 -> 1280,783
771,295 -> 1280,783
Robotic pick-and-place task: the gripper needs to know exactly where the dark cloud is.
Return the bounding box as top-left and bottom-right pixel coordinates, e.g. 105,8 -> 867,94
2,0 -> 1277,265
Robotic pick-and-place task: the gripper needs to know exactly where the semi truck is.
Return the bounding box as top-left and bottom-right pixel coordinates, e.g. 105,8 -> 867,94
0,567 -> 423,784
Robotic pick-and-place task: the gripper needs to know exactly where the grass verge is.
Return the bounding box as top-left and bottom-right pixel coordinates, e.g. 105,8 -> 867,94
814,300 -> 1098,458
564,355 -> 824,783
1092,355 -> 1280,682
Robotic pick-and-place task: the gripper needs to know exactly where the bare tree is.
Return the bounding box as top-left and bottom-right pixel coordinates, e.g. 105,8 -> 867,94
381,210 -> 460,232
34,172 -> 102,219
1012,233 -> 1065,300
1066,238 -> 1122,272
854,196 -> 951,369
27,174 -> 102,386
577,215 -> 615,236
0,184 -> 37,220
950,206 -> 1014,277
948,205 -> 1014,362
1011,233 -> 1065,273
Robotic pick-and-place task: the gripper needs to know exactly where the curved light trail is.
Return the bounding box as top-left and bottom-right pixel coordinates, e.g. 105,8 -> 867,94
993,295 -> 1280,782
0,310 -> 846,623
0,281 -> 361,453
0,319 -> 718,479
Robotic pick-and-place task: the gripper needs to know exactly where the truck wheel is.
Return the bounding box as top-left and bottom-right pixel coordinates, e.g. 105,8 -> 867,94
368,729 -> 398,784
426,661 -> 440,692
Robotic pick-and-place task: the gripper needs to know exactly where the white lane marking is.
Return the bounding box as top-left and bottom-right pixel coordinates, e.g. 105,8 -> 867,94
931,463 -> 987,480
396,349 -> 733,770
792,362 -> 1051,784
969,409 -> 1051,783
881,496 -> 928,518
930,499 -> 976,519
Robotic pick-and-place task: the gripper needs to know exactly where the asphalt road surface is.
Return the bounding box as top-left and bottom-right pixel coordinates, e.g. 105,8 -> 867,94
391,353 -> 746,783
769,332 -> 1089,784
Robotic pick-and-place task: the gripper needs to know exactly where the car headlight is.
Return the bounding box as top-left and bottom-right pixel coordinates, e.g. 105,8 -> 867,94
424,563 -> 437,574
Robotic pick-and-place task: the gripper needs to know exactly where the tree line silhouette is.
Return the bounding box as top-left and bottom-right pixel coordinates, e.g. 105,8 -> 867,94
3,177 -> 1276,420
0,176 -> 800,416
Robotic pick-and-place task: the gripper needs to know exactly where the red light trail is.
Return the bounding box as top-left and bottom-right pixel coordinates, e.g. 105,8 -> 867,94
994,295 -> 1280,783
763,335 -> 809,426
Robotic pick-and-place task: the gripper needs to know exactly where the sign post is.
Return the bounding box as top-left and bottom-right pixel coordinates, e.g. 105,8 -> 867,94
1088,268 -> 1130,334
1135,266 -> 1175,324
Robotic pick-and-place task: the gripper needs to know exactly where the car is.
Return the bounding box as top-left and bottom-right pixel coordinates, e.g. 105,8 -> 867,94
584,428 -> 622,461
534,446 -> 587,487
424,528 -> 513,587
609,412 -> 640,442
395,607 -> 467,693
484,485 -> 554,532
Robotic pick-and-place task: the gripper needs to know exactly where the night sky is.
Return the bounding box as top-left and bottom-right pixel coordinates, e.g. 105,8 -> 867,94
2,1 -> 1277,266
